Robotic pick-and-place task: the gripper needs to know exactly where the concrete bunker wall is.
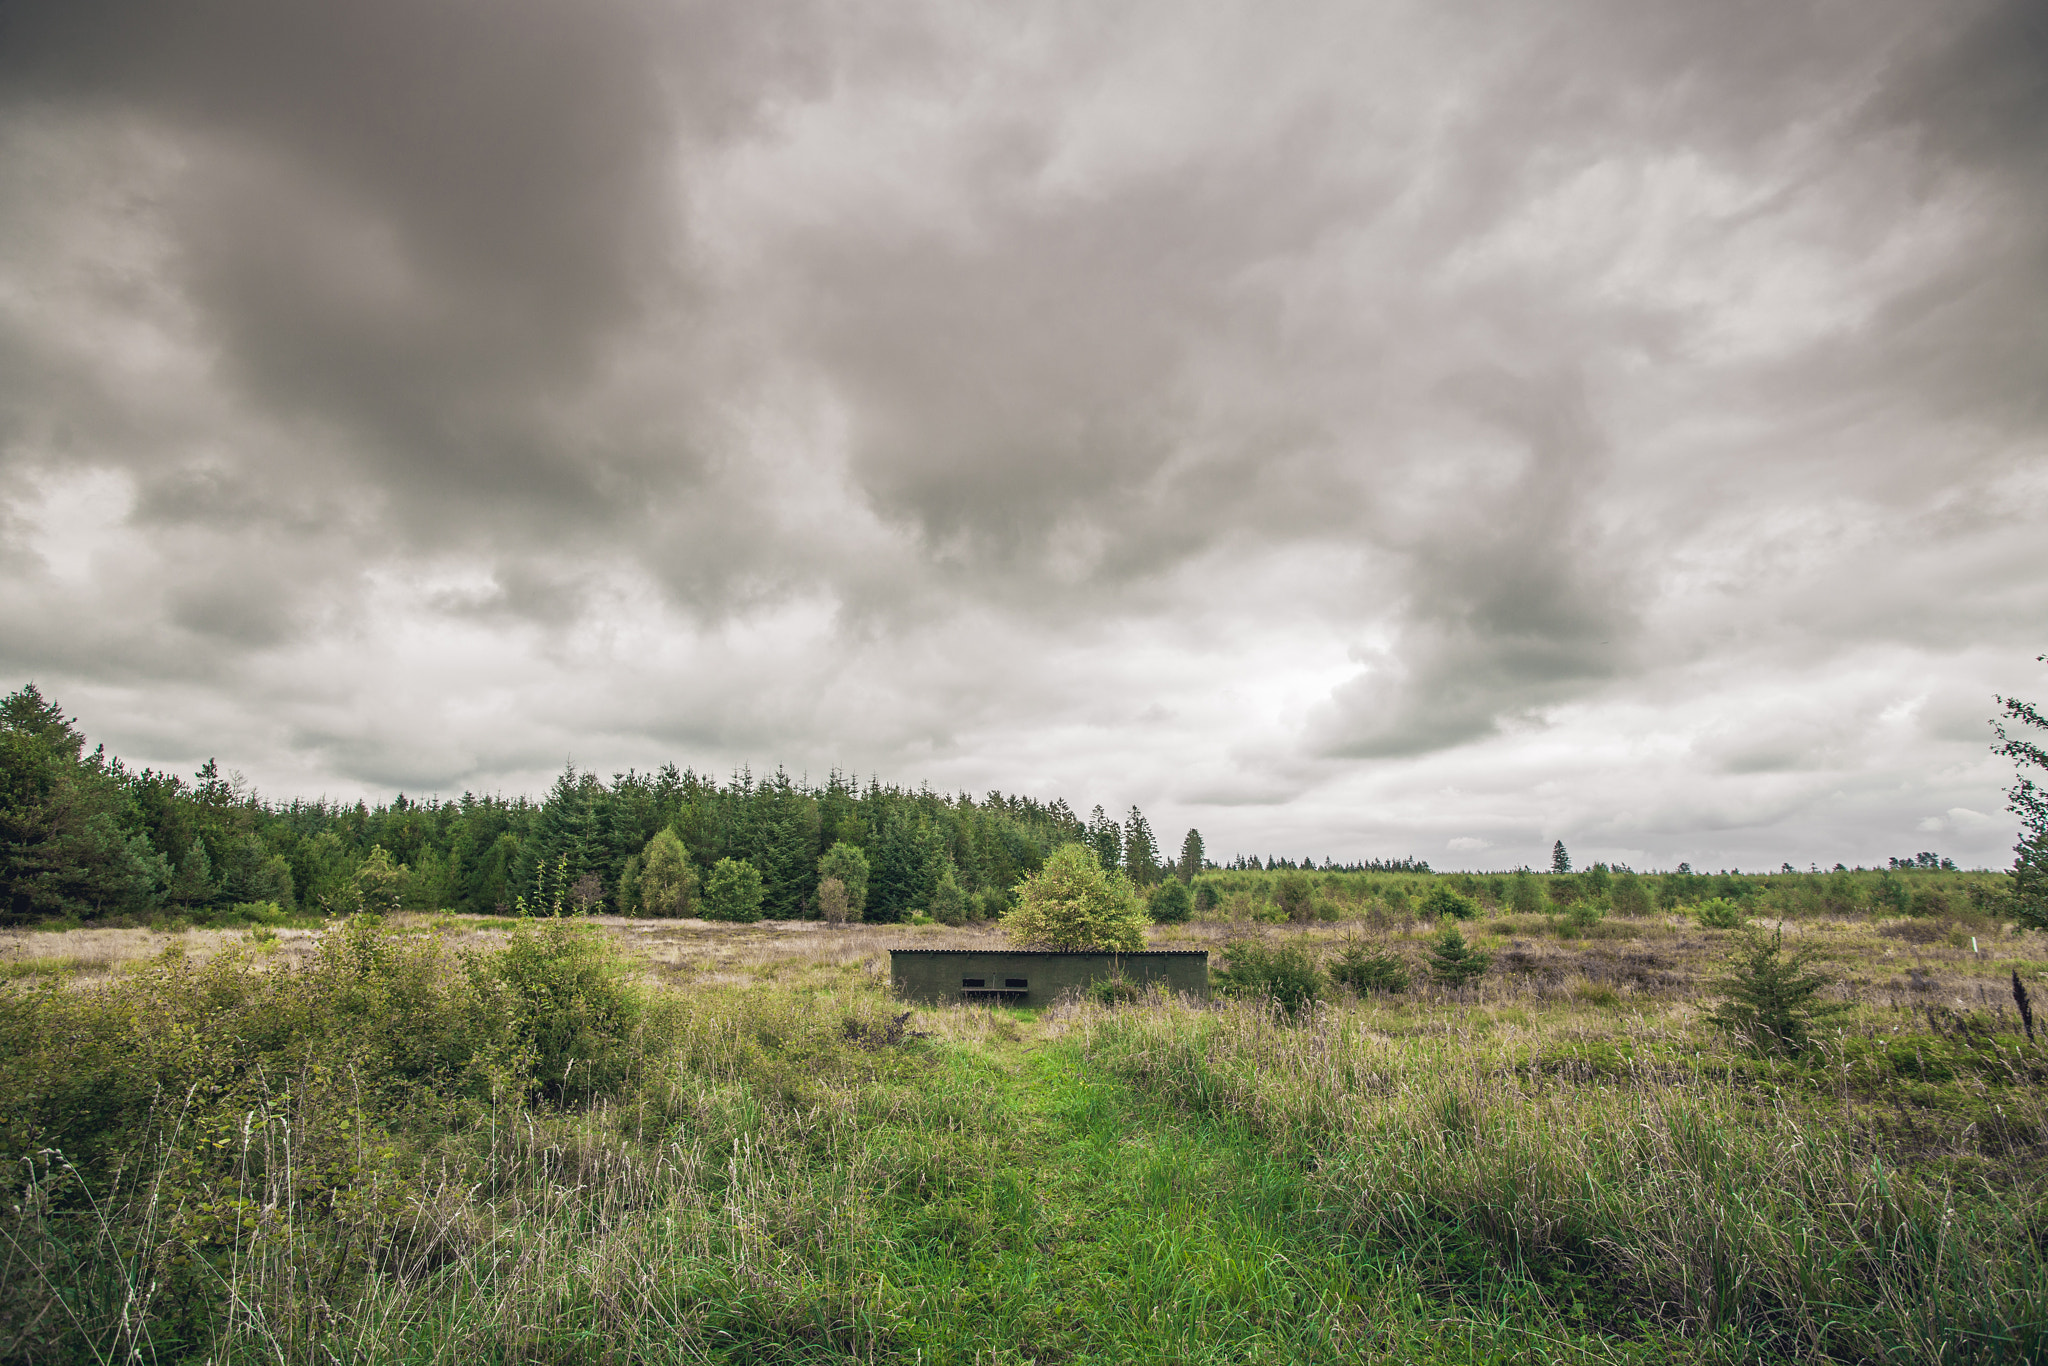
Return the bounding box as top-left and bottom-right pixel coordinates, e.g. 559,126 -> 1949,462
889,949 -> 1209,1005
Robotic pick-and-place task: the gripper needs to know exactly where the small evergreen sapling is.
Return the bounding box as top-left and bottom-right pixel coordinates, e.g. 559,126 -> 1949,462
353,845 -> 410,914
1708,927 -> 1848,1056
927,865 -> 969,926
1426,926 -> 1491,987
1214,939 -> 1324,1014
1331,941 -> 1411,995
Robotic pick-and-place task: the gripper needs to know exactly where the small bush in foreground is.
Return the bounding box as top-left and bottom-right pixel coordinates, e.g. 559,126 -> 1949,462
1215,939 -> 1323,1014
1087,973 -> 1143,1007
1425,926 -> 1490,987
1693,896 -> 1745,929
1709,925 -> 1849,1056
1273,872 -> 1314,923
1147,877 -> 1192,924
1330,942 -> 1410,995
1420,884 -> 1479,921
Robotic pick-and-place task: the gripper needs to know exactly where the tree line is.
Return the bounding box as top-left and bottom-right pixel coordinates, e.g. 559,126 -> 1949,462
0,685 -> 1219,927
8,662 -> 2046,930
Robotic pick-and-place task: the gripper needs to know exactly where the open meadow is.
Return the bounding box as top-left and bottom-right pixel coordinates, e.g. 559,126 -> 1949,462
4,873 -> 2047,1365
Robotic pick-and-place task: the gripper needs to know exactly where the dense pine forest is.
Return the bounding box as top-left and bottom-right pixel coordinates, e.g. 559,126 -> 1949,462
1,684 -> 1101,926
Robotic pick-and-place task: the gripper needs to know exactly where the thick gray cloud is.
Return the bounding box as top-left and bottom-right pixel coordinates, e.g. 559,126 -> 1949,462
1,0 -> 2043,869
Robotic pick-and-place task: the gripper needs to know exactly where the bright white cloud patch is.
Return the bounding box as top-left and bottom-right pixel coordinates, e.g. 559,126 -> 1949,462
0,0 -> 2042,870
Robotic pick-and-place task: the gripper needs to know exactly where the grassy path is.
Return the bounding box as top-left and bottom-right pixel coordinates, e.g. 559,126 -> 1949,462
856,1017 -> 1674,1366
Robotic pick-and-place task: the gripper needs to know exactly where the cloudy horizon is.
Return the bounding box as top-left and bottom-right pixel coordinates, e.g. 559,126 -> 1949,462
3,0 -> 2044,872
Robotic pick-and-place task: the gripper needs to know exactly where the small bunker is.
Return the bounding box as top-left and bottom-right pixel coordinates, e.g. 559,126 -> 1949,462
889,948 -> 1209,1006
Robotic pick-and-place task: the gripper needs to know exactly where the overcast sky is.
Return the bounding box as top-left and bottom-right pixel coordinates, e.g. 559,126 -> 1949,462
3,0 -> 2044,871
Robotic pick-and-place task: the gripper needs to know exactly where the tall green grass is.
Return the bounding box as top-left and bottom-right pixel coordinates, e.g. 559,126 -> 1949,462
5,917 -> 2045,1362
1057,994 -> 2048,1362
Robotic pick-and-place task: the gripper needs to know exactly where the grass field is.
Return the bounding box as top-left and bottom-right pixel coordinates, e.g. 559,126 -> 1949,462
3,902 -> 2045,1363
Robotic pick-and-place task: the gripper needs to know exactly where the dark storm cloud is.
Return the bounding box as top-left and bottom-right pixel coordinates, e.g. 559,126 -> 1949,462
0,0 -> 820,539
1844,0 -> 2048,433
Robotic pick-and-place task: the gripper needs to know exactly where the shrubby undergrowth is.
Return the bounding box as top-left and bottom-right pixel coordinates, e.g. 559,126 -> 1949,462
0,917 -> 943,1363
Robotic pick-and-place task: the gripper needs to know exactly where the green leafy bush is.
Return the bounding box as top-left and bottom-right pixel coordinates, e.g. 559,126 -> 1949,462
1272,872 -> 1313,923
1694,897 -> 1745,929
1147,877 -> 1192,924
635,828 -> 698,916
1610,871 -> 1652,917
1214,939 -> 1323,1014
1002,843 -> 1148,951
1087,974 -> 1143,1007
493,919 -> 644,1097
817,841 -> 870,919
1425,926 -> 1491,987
1421,884 -> 1480,920
702,857 -> 765,922
1560,900 -> 1605,935
1330,942 -> 1410,995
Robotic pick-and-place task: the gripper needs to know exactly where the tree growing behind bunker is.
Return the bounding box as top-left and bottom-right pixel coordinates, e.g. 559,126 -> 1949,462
1000,843 -> 1150,952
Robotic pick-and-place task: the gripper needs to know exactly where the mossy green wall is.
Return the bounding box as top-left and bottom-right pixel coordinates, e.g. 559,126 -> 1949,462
890,949 -> 1208,1005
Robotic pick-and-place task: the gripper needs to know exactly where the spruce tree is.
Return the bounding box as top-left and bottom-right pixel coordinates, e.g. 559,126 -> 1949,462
1177,828 -> 1204,883
168,836 -> 216,908
1123,806 -> 1160,886
1426,925 -> 1491,987
1551,840 -> 1572,875
1709,927 -> 1848,1056
1087,806 -> 1122,875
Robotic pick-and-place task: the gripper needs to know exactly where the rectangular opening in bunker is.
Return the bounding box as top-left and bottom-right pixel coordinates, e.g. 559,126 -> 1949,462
962,978 -> 985,988
1005,978 -> 1028,988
